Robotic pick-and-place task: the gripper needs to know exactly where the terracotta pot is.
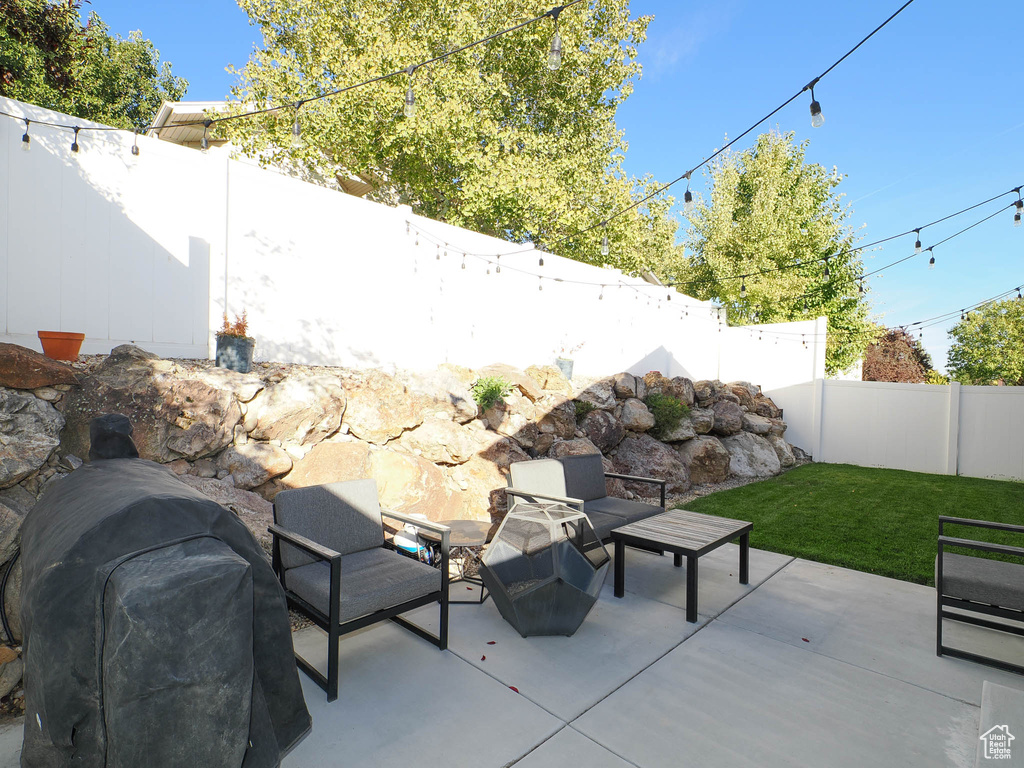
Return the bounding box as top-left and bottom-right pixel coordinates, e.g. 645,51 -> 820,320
38,331 -> 85,361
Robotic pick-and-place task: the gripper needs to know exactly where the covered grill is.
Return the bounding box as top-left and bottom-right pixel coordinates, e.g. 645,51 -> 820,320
20,436 -> 311,767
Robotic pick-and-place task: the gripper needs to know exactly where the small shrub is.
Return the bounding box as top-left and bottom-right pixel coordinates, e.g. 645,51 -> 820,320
574,399 -> 596,421
218,311 -> 249,338
471,376 -> 513,412
643,392 -> 690,440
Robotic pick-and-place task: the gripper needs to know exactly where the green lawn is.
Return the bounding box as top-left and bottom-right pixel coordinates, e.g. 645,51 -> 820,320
679,463 -> 1024,585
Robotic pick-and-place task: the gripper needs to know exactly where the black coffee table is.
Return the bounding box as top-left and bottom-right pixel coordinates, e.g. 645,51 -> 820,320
611,509 -> 752,622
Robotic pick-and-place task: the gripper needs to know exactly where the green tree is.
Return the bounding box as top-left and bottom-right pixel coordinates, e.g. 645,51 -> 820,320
679,130 -> 875,376
226,0 -> 678,276
947,299 -> 1024,385
0,1 -> 187,131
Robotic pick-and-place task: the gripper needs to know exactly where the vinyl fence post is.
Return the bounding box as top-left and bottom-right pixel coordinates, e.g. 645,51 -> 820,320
945,381 -> 961,476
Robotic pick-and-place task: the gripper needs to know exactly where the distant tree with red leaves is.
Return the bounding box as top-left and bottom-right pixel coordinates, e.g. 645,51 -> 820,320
862,327 -> 934,383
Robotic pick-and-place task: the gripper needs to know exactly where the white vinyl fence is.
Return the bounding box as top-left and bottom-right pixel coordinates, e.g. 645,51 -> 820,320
0,97 -> 824,392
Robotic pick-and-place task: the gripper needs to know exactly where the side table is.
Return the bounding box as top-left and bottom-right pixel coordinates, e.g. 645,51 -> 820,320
419,519 -> 492,604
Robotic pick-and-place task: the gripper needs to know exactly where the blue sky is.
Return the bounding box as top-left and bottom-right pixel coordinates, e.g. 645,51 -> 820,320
87,0 -> 1024,372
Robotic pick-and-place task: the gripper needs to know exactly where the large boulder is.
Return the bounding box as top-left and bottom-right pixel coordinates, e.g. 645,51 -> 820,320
61,349 -> 241,463
448,438 -> 531,523
216,443 -> 293,490
484,393 -> 540,450
178,475 -> 276,551
677,436 -> 731,485
523,365 -> 572,395
721,432 -> 782,478
711,401 -> 744,436
659,418 -> 697,443
574,379 -> 616,410
612,372 -> 639,399
194,368 -> 264,403
612,434 -> 690,495
767,435 -> 797,468
741,412 -> 774,436
536,395 -> 576,440
0,500 -> 26,565
579,409 -> 625,452
406,370 -> 478,424
728,381 -> 759,411
368,449 -> 463,523
477,364 -> 545,403
0,389 -> 64,488
0,344 -> 79,390
753,393 -> 783,419
620,398 -> 655,432
689,408 -> 715,435
549,437 -> 602,458
279,441 -> 372,492
693,380 -> 730,407
642,372 -> 694,406
341,369 -> 436,445
398,419 -> 480,465
250,374 -> 346,445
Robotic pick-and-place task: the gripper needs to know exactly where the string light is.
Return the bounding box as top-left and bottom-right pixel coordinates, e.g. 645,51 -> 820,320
823,258 -> 831,280
21,120 -> 30,151
546,6 -> 564,70
598,285 -> 604,300
201,120 -> 212,152
461,253 -> 466,269
1017,288 -> 1022,300
495,254 -> 501,274
131,132 -> 140,156
600,222 -> 609,257
1015,195 -> 1023,228
740,277 -> 747,299
858,280 -> 864,294
71,126 -> 80,153
538,249 -> 545,267
927,248 -> 935,270
807,80 -> 824,128
436,244 -> 441,260
538,276 -> 543,291
913,228 -> 922,253
404,65 -> 417,119
683,172 -> 694,216
290,102 -> 304,149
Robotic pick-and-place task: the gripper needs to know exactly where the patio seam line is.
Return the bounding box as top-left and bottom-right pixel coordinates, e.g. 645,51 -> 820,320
709,613 -> 987,710
565,725 -> 644,768
503,724 -> 574,768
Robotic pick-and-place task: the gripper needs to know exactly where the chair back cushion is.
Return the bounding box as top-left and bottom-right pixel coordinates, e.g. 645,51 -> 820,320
274,479 -> 384,569
509,459 -> 567,501
558,454 -> 608,501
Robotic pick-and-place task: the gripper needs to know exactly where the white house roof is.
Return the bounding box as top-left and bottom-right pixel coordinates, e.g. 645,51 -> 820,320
147,101 -> 231,146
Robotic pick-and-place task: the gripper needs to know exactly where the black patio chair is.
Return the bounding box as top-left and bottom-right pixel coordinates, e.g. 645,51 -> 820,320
937,515 -> 1024,675
270,479 -> 450,701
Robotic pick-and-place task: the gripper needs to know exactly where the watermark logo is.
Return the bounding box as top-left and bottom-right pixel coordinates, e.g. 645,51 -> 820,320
980,725 -> 1015,760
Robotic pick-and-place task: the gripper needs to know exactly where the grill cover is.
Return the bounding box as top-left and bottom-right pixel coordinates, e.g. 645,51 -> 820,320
20,458 -> 311,767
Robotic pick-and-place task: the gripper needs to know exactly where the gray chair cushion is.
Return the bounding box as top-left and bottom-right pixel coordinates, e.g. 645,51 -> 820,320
509,459 -> 568,500
559,454 -> 608,502
940,553 -> 1024,612
583,510 -> 633,541
285,548 -> 441,624
274,480 -> 384,569
584,496 -> 664,527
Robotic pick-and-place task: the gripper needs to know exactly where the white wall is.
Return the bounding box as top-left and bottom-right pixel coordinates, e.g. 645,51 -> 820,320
1,98 -> 822,406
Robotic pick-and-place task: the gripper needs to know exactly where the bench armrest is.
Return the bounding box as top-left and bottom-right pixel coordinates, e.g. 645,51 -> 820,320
605,473 -> 666,508
939,517 -> 1024,535
939,535 -> 1024,559
504,487 -> 584,512
269,524 -> 341,562
381,509 -> 451,553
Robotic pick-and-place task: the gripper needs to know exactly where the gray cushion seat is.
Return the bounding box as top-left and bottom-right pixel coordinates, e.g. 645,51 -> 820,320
940,553 -> 1024,612
286,549 -> 441,623
584,497 -> 664,540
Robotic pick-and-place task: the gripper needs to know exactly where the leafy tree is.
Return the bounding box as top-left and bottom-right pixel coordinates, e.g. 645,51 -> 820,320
679,130 -> 875,376
226,0 -> 678,276
862,327 -> 932,383
0,1 -> 187,131
947,299 -> 1024,385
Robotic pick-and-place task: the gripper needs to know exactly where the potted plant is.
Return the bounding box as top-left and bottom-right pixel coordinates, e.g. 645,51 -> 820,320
216,312 -> 255,373
38,330 -> 85,361
554,338 -> 584,380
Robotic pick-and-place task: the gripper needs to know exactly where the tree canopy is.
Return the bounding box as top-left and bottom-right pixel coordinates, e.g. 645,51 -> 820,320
226,0 -> 678,276
947,299 -> 1024,385
678,130 -> 876,376
0,0 -> 187,131
862,327 -> 933,383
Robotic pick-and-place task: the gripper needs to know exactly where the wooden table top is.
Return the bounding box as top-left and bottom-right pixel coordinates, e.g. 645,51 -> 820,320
611,509 -> 752,555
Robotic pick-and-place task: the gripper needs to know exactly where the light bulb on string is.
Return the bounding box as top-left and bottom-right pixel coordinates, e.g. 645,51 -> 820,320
538,277 -> 543,291
858,280 -> 864,294
913,229 -> 922,254
739,277 -> 747,299
201,120 -> 212,152
1017,288 -> 1022,300
823,258 -> 831,281
538,249 -> 545,268
927,248 -> 935,270
290,102 -> 304,149
131,132 -> 140,156
461,254 -> 466,270
71,126 -> 80,153
683,172 -> 694,216
496,254 -> 501,274
546,6 -> 563,70
598,286 -> 604,300
404,65 -> 417,120
960,310 -> 966,321
808,81 -> 825,128
436,245 -> 440,261
1015,198 -> 1023,227
600,222 -> 609,257
21,120 -> 30,151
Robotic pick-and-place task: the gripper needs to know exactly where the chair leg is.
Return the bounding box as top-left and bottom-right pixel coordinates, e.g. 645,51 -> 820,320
327,555 -> 342,702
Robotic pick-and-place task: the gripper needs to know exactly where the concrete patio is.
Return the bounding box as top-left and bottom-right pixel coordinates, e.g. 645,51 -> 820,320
2,543 -> 1021,767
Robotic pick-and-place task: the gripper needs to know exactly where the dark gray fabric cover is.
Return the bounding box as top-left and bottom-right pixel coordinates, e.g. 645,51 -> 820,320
103,538 -> 253,768
285,547 -> 441,623
88,413 -> 139,461
509,459 -> 568,501
584,497 -> 664,525
275,479 -> 384,569
20,459 -> 311,768
558,454 -> 608,502
581,510 -> 633,541
941,553 -> 1024,611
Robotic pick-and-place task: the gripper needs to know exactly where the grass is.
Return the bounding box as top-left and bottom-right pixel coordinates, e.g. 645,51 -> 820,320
679,463 -> 1024,585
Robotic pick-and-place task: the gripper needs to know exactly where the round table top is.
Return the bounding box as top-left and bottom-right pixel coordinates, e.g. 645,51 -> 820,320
418,519 -> 492,547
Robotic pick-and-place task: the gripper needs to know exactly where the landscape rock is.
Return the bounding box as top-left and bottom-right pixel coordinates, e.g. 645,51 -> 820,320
448,438 -> 530,522
0,500 -> 26,566
728,381 -> 759,411
574,378 -> 616,410
643,372 -> 694,406
710,400 -> 744,436
689,408 -> 715,434
0,647 -> 22,699
694,380 -> 730,407
217,443 -> 293,490
523,365 -> 573,395
0,389 -> 64,488
477,364 -> 545,403
721,432 -> 782,478
754,393 -> 783,419
406,370 -> 478,424
280,441 -> 372,489
178,475 -> 275,551
659,418 -> 697,443
676,436 -> 731,485
60,350 -> 241,462
549,438 -> 602,458
369,450 -> 462,523
535,395 -> 576,440
484,400 -> 539,449
398,419 -> 480,465
0,343 -> 79,390
612,433 -> 690,495
612,372 -> 639,399
741,412 -> 774,436
250,374 -> 346,445
620,398 -> 656,432
767,435 -> 797,468
195,368 -> 264,403
579,410 -> 625,452
768,418 -> 787,436
32,387 -> 60,402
